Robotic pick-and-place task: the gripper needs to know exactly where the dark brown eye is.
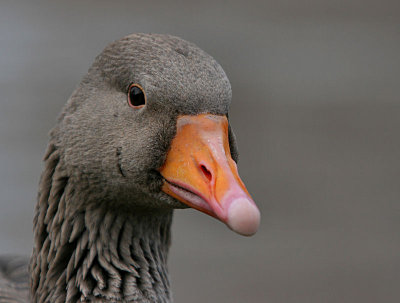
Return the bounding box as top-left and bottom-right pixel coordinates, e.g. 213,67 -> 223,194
127,84 -> 146,108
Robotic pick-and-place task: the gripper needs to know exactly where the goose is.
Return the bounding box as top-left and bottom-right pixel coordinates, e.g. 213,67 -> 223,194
0,33 -> 260,303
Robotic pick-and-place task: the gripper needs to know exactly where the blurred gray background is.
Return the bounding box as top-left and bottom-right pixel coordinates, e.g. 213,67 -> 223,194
1,1 -> 399,302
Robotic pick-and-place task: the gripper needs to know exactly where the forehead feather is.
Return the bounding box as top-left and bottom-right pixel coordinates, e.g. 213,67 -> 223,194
92,33 -> 231,114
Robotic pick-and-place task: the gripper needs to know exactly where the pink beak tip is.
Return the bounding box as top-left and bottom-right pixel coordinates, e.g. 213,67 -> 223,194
226,197 -> 260,236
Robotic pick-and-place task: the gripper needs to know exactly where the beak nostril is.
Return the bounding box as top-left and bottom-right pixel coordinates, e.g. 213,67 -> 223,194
200,164 -> 212,182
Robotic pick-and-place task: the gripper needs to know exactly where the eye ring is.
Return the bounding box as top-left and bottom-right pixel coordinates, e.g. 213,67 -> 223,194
127,83 -> 146,109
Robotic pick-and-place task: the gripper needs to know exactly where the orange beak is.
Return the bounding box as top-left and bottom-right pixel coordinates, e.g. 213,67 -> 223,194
160,114 -> 260,236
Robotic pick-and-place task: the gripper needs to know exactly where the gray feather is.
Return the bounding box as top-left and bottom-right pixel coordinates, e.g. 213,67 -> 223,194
0,256 -> 29,303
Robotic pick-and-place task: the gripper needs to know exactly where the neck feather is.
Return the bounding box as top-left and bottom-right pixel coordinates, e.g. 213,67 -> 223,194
30,144 -> 173,303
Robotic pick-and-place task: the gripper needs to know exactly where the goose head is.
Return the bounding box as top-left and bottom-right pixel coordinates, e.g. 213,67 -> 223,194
54,33 -> 260,236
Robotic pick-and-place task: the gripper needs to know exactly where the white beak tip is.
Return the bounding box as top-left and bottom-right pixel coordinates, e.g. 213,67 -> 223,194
227,198 -> 260,236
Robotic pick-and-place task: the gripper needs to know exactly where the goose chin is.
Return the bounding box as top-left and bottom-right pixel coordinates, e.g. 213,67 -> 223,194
163,178 -> 214,216
162,177 -> 260,236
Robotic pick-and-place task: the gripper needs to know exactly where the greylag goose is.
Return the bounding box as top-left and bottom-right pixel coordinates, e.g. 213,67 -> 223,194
0,33 -> 260,303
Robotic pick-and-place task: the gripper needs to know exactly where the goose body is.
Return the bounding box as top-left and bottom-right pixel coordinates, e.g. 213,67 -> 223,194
0,33 -> 260,303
